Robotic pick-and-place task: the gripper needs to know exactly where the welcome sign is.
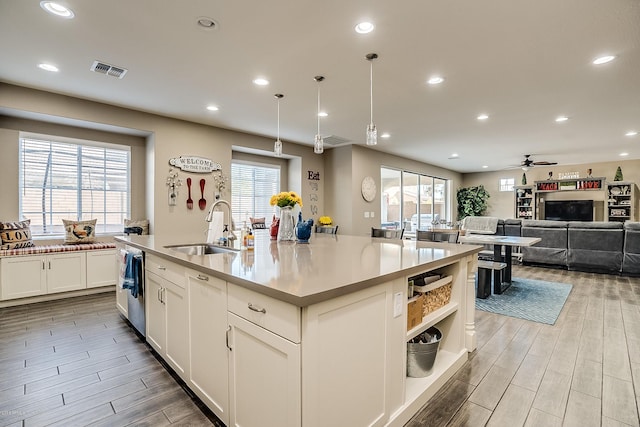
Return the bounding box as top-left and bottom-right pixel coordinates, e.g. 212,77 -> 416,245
169,156 -> 221,173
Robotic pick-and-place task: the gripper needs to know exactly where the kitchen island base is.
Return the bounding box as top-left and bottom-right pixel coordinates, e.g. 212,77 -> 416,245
116,234 -> 480,427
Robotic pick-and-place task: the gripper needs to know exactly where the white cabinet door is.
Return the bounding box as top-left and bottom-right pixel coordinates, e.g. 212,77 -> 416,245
302,280 -> 404,427
0,256 -> 47,300
145,272 -> 166,354
187,270 -> 229,425
46,252 -> 86,294
164,279 -> 189,380
86,250 -> 117,288
228,312 -> 301,427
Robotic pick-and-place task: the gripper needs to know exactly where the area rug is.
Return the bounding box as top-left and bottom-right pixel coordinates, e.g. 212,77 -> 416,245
475,278 -> 572,325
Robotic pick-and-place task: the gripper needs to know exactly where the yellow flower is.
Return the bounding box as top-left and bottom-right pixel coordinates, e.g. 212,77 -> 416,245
319,216 -> 332,225
270,191 -> 303,208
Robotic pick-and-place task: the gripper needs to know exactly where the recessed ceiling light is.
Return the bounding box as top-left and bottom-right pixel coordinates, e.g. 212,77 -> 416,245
196,16 -> 218,30
482,165 -> 488,169
427,76 -> 444,85
450,153 -> 459,158
253,78 -> 269,86
355,22 -> 374,34
620,152 -> 629,156
318,111 -> 328,117
37,63 -> 59,72
380,133 -> 390,138
625,131 -> 638,137
592,55 -> 616,65
555,116 -> 569,122
206,105 -> 219,112
477,114 -> 489,121
40,1 -> 74,18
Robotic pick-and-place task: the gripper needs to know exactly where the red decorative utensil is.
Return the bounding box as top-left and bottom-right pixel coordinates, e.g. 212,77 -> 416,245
186,178 -> 193,210
199,179 -> 207,210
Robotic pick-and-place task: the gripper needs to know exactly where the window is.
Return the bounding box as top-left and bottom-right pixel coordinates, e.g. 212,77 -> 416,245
231,161 -> 280,228
19,135 -> 131,235
499,178 -> 515,192
381,167 -> 450,231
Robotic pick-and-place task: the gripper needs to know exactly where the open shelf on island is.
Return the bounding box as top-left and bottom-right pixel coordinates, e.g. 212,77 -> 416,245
407,302 -> 458,341
412,274 -> 452,294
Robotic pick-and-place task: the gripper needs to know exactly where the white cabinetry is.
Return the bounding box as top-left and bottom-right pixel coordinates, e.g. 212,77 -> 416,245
145,272 -> 166,354
145,254 -> 189,381
302,280 -> 405,427
187,269 -> 229,425
0,252 -> 86,300
227,284 -> 301,427
45,252 -> 86,294
86,249 -> 116,288
0,255 -> 47,300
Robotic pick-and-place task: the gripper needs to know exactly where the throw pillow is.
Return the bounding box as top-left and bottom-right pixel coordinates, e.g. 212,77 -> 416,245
0,219 -> 35,250
63,219 -> 97,244
250,217 -> 266,229
124,218 -> 149,235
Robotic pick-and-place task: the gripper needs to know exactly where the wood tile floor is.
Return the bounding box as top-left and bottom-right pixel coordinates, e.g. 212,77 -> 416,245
1,265 -> 639,426
407,265 -> 640,427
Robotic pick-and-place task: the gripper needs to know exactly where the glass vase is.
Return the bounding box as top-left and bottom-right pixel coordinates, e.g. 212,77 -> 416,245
277,206 -> 296,241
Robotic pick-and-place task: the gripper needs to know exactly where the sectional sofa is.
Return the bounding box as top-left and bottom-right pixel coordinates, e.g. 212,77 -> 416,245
464,217 -> 640,275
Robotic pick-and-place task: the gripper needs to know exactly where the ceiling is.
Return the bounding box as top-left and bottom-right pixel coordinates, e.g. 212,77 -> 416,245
1,0 -> 639,173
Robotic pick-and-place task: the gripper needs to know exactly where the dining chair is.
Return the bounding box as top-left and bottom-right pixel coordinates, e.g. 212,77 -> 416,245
416,230 -> 459,243
315,225 -> 338,234
371,227 -> 404,239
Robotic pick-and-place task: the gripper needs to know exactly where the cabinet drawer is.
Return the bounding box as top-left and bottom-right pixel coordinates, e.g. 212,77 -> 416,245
228,284 -> 300,343
146,254 -> 185,288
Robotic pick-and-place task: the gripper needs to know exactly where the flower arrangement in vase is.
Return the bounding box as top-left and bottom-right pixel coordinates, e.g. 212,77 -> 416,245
318,216 -> 333,226
270,191 -> 303,241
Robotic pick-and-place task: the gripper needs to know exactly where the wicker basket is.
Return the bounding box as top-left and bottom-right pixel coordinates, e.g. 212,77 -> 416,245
422,283 -> 452,316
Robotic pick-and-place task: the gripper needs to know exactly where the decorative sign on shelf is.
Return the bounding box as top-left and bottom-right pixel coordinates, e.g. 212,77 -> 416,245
169,156 -> 221,173
535,178 -> 603,192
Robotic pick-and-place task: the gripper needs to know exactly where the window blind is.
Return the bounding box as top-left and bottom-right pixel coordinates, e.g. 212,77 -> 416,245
231,162 -> 280,228
19,137 -> 130,235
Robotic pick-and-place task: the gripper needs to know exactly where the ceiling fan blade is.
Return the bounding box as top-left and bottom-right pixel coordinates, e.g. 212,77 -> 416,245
532,161 -> 557,165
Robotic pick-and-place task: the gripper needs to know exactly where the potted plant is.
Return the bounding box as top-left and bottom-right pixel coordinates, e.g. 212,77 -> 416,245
456,185 -> 490,220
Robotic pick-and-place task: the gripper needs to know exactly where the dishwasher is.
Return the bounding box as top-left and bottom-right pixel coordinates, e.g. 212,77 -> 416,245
122,246 -> 146,338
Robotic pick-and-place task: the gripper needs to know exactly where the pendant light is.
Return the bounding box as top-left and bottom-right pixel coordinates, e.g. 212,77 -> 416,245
365,53 -> 378,146
274,94 -> 284,157
314,76 -> 325,154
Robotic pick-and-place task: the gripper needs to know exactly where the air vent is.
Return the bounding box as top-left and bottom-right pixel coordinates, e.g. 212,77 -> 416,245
90,60 -> 128,79
323,135 -> 351,146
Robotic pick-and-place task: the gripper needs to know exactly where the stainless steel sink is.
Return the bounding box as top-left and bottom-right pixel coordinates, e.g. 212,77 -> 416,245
164,243 -> 239,255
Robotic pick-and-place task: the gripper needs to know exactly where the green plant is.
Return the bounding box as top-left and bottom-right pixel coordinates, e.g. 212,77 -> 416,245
457,185 -> 490,220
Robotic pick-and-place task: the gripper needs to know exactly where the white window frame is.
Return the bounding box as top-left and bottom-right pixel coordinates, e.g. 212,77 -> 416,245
499,178 -> 515,192
19,133 -> 131,236
231,160 -> 281,228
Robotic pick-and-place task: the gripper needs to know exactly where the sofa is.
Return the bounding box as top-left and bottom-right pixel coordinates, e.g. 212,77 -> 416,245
567,221 -> 624,273
461,216 -> 640,275
623,222 -> 640,275
521,220 -> 569,267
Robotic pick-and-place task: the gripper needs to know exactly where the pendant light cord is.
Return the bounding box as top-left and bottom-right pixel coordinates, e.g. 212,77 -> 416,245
317,81 -> 321,134
370,59 -> 374,124
277,97 -> 280,139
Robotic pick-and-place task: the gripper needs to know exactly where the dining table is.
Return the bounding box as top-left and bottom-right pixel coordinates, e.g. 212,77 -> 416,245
458,234 -> 541,294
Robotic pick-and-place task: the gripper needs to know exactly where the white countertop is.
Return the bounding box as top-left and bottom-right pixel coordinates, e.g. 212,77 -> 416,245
116,232 -> 482,306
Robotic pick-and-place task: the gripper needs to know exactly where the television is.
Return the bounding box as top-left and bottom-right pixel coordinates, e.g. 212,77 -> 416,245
544,200 -> 593,221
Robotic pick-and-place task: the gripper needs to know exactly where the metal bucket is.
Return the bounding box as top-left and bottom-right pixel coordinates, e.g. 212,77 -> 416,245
407,327 -> 442,377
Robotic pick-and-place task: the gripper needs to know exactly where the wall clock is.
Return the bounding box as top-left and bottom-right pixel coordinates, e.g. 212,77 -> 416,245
361,176 -> 377,202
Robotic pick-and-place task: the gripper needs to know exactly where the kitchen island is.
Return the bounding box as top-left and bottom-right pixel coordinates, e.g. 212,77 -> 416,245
116,233 -> 481,427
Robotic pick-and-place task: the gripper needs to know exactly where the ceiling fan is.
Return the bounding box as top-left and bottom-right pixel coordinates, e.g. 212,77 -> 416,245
520,154 -> 557,170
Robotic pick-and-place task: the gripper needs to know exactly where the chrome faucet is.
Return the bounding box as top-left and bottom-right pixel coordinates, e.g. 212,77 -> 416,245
205,199 -> 238,245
